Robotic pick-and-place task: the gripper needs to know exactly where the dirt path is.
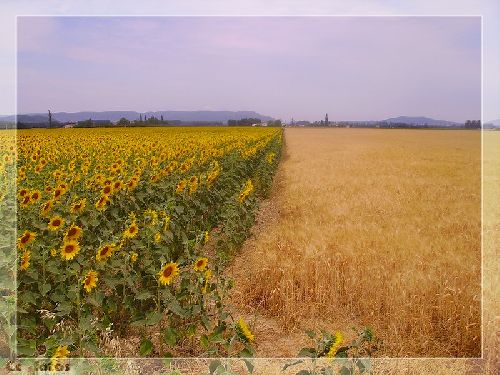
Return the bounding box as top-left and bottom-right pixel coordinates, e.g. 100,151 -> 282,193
225,132 -> 311,357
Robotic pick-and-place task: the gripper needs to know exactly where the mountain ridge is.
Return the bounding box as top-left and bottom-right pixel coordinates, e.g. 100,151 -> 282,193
1,110 -> 274,123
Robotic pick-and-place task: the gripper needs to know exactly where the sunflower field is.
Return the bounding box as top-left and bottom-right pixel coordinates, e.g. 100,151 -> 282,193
15,126 -> 282,360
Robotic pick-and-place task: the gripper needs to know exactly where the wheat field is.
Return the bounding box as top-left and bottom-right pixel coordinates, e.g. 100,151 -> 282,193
229,128 -> 481,358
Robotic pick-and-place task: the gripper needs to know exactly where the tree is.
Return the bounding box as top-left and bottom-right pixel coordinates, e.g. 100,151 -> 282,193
117,117 -> 130,127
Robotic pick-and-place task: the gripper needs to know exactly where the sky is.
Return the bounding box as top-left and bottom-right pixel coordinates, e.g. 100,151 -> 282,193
1,1 -> 499,122
16,16 -> 481,122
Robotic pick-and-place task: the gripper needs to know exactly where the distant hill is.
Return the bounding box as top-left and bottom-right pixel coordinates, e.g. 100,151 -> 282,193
382,116 -> 461,127
0,110 -> 274,124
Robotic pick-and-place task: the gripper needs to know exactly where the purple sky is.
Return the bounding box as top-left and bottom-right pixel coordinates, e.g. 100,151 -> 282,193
17,16 -> 480,122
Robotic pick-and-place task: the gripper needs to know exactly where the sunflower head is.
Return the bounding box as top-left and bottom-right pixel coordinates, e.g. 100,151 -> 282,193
123,222 -> 139,239
48,215 -> 65,231
95,195 -> 110,211
20,250 -> 31,271
60,240 -> 80,261
236,318 -> 255,343
102,185 -> 113,196
193,257 -> 209,272
158,262 -> 179,286
65,224 -> 82,240
82,271 -> 98,293
17,230 -> 36,249
176,180 -> 187,194
41,199 -> 54,217
113,180 -> 123,191
154,232 -> 161,243
130,252 -> 138,263
30,190 -> 42,202
20,195 -> 31,208
53,345 -> 70,358
96,244 -> 115,262
70,199 -> 86,214
53,188 -> 63,200
325,331 -> 344,358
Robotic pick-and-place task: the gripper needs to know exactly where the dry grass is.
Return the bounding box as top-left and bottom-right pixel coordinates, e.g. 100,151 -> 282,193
230,128 -> 482,358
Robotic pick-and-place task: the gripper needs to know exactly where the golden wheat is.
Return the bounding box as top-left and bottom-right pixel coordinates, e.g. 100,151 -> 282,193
230,128 -> 482,357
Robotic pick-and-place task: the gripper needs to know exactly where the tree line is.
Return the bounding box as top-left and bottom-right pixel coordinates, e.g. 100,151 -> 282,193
227,118 -> 282,127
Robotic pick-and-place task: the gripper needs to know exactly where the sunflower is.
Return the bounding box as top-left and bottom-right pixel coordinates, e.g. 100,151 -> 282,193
176,180 -> 187,194
126,177 -> 138,190
95,195 -> 110,211
130,252 -> 138,263
17,230 -> 36,249
123,222 -> 139,239
64,224 -> 82,240
113,180 -> 123,191
236,318 -> 255,343
20,194 -> 31,208
70,199 -> 86,214
53,188 -> 63,200
188,176 -> 198,194
144,208 -> 158,226
238,179 -> 254,203
30,190 -> 42,202
180,162 -> 189,173
60,240 -> 80,261
18,188 -> 28,198
53,345 -> 70,358
19,250 -> 30,271
325,331 -> 343,358
41,199 -> 54,217
50,248 -> 57,257
96,244 -> 115,262
193,257 -> 208,272
148,231 -> 159,243
158,262 -> 179,286
204,231 -> 209,244
102,185 -> 113,196
48,215 -> 65,231
82,270 -> 98,293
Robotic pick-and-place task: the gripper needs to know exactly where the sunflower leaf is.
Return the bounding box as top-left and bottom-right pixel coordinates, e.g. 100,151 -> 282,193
139,338 -> 153,357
